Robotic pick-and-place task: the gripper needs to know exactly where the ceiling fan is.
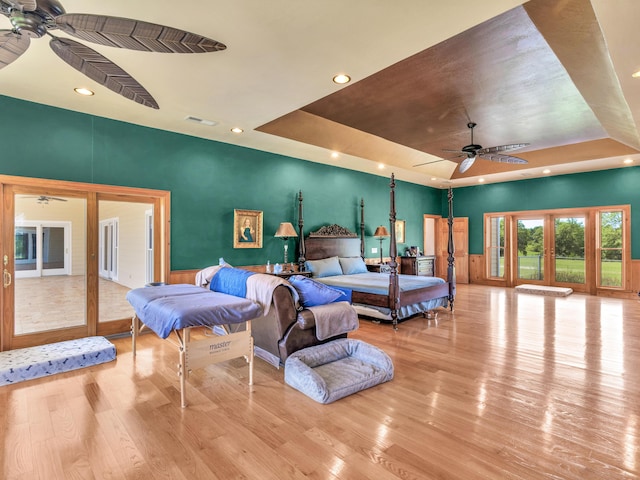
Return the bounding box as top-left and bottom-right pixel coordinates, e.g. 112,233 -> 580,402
0,0 -> 226,109
414,122 -> 529,174
23,195 -> 68,204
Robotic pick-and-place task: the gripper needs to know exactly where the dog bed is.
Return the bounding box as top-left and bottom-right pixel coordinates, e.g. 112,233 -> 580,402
284,338 -> 393,404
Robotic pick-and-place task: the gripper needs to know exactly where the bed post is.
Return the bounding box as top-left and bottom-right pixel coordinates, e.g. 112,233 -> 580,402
360,198 -> 365,259
447,187 -> 456,310
388,174 -> 400,330
298,190 -> 306,272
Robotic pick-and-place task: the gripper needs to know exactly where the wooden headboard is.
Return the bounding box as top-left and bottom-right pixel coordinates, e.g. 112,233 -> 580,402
305,237 -> 361,260
304,224 -> 361,260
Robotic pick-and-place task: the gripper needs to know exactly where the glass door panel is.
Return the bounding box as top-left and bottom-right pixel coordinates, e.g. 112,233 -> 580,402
598,211 -> 623,287
552,216 -> 586,285
98,200 -> 153,323
516,218 -> 545,282
13,194 -> 86,336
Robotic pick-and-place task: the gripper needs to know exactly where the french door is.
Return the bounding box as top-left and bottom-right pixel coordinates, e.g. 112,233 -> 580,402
1,176 -> 169,351
512,212 -> 590,292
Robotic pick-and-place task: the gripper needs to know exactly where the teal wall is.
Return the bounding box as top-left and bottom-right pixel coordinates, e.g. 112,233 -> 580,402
0,95 -> 440,270
447,168 -> 640,258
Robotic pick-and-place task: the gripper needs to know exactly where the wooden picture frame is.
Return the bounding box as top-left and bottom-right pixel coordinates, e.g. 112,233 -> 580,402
233,209 -> 263,248
396,219 -> 406,244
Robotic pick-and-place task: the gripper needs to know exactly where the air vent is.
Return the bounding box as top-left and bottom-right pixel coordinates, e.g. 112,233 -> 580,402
184,116 -> 218,126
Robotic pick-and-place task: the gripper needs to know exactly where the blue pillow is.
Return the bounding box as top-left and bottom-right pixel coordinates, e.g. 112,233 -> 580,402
288,275 -> 349,307
339,256 -> 368,275
304,256 -> 342,278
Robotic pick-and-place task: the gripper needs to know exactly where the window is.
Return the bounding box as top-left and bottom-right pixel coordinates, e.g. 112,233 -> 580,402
486,215 -> 505,279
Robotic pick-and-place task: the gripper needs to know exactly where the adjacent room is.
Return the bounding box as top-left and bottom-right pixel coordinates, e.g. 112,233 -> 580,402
0,0 -> 639,478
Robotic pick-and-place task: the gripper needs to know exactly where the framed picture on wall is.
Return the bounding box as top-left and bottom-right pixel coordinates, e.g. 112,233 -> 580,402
234,209 -> 263,248
396,219 -> 405,244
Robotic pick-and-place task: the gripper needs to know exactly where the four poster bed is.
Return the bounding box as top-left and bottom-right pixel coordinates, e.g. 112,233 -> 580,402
296,174 -> 455,329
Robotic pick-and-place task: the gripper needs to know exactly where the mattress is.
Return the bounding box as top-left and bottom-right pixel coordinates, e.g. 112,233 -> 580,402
315,272 -> 445,295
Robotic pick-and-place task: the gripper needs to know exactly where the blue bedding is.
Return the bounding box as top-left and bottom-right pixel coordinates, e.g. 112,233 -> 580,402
126,284 -> 262,339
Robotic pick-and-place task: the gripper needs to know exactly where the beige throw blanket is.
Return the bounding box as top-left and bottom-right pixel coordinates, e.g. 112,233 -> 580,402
307,301 -> 359,340
246,274 -> 298,316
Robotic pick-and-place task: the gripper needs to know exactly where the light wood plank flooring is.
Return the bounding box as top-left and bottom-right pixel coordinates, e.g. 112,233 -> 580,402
14,276 -> 134,334
1,284 -> 639,479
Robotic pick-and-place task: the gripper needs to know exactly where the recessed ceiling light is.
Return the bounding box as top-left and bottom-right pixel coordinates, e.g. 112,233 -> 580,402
624,158 -> 634,164
331,151 -> 339,159
632,70 -> 640,78
377,163 -> 385,170
333,73 -> 351,84
74,87 -> 94,96
543,168 -> 551,174
478,178 -> 485,183
231,127 -> 243,134
430,177 -> 437,181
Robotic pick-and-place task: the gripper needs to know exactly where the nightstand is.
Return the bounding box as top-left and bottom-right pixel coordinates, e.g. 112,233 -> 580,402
400,256 -> 435,276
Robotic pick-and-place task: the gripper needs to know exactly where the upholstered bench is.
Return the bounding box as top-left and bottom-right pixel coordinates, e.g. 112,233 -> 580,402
284,338 -> 393,404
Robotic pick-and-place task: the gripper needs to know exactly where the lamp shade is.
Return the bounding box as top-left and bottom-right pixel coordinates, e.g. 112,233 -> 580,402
373,225 -> 390,238
274,222 -> 298,238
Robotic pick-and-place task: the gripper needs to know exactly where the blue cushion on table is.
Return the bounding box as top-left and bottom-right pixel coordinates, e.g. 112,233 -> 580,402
339,256 -> 368,275
305,256 -> 342,278
289,275 -> 348,307
210,267 -> 255,298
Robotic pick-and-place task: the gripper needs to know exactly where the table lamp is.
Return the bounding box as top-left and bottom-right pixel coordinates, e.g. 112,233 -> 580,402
274,222 -> 298,268
373,225 -> 390,264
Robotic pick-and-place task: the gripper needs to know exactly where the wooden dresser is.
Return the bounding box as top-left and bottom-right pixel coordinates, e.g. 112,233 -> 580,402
400,256 -> 435,276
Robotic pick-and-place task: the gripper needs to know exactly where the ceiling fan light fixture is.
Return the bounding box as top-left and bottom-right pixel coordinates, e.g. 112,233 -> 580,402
74,87 -> 94,96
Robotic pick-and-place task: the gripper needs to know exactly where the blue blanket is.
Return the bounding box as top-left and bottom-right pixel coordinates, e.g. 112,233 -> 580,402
210,267 -> 255,298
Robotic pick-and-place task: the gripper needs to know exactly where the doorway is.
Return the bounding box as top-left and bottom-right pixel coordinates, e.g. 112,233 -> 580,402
512,213 -> 589,292
1,176 -> 169,351
14,222 -> 70,278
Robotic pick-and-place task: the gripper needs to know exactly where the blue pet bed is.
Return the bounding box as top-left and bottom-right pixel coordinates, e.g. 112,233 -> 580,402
284,338 -> 393,404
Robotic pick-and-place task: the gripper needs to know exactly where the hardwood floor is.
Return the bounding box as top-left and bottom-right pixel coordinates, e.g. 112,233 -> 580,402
1,284 -> 638,479
14,276 -> 133,334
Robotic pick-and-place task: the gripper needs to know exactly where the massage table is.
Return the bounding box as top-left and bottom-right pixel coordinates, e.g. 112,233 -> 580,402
126,284 -> 263,407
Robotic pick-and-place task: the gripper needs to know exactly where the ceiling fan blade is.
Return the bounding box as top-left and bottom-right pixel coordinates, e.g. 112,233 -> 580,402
477,143 -> 529,155
479,152 -> 528,164
0,30 -> 30,69
459,156 -> 476,173
49,37 -> 159,109
5,0 -> 37,11
442,149 -> 466,153
413,159 -> 447,168
55,14 -> 226,53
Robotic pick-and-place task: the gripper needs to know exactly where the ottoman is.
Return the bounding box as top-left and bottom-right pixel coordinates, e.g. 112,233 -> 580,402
284,338 -> 394,404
